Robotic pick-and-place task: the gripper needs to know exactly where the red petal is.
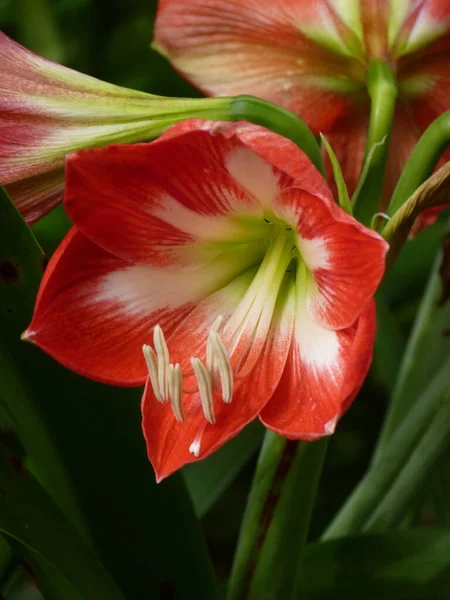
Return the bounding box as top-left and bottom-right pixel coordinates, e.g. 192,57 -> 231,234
272,186 -> 387,330
64,121 -> 331,267
5,168 -> 64,225
24,227 -> 239,385
153,0 -> 354,132
260,300 -> 376,439
142,277 -> 295,481
64,134 -> 270,267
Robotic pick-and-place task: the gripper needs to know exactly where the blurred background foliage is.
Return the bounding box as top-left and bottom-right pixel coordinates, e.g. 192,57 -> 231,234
0,0 -> 448,597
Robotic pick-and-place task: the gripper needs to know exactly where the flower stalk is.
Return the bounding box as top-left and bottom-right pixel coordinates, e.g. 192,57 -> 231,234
227,432 -> 297,600
353,60 -> 398,225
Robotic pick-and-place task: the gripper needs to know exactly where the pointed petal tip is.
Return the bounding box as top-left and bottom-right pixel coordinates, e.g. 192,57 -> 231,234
21,328 -> 35,343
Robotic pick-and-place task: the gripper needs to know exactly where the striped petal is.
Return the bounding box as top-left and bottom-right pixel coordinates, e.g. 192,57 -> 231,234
272,186 -> 388,330
23,227 -> 259,386
142,273 -> 295,481
260,300 -> 376,438
64,121 -> 331,268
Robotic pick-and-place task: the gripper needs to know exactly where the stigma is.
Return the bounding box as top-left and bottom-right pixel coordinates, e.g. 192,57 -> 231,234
142,316 -> 234,424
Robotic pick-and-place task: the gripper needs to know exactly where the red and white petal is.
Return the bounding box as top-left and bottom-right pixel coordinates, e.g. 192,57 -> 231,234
260,300 -> 376,439
273,187 -> 387,330
64,134 -> 273,267
159,119 -> 334,203
5,168 -> 65,225
24,227 -> 250,386
65,123 -> 333,269
142,276 -> 295,481
153,0 -> 355,131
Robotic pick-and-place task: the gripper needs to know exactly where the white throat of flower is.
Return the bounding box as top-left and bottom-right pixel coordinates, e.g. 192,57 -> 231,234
142,222 -> 297,433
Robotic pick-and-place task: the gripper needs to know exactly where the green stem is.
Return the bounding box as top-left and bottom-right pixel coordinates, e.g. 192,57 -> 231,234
228,95 -> 325,175
387,111 -> 450,216
227,432 -> 297,600
352,60 -> 398,225
249,439 -> 328,600
322,357 -> 450,540
372,247 -> 445,464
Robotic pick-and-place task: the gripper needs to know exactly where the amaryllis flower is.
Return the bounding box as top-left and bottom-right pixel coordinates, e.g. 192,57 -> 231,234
0,31 -> 229,224
153,1 -> 450,202
24,120 -> 387,481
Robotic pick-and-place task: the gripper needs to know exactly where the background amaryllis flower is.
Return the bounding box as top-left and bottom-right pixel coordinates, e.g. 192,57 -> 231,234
24,120 -> 387,481
0,31 -> 229,224
153,0 -> 450,202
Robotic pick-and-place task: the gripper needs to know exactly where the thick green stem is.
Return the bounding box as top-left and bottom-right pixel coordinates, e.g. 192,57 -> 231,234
228,95 -> 325,175
322,357 -> 450,540
227,433 -> 297,600
387,111 -> 450,216
353,60 -> 398,225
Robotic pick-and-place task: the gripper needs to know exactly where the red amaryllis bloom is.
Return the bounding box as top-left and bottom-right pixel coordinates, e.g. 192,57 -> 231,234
24,120 -> 387,481
154,1 -> 450,200
0,31 -> 229,224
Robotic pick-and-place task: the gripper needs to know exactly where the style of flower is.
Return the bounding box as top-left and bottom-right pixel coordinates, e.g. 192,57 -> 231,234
154,0 -> 450,200
0,31 -> 227,224
24,120 -> 387,481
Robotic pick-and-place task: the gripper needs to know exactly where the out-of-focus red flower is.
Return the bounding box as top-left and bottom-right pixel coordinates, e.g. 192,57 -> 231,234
24,120 -> 387,480
154,1 -> 450,209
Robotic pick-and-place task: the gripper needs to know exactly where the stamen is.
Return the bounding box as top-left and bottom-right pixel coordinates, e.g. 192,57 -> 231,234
206,315 -> 224,376
142,345 -> 164,403
191,357 -> 216,424
189,434 -> 202,457
153,325 -> 170,402
210,332 -> 234,403
168,363 -> 184,422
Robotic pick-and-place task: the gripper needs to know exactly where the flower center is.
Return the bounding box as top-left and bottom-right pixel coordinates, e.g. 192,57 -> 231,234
142,221 -> 297,428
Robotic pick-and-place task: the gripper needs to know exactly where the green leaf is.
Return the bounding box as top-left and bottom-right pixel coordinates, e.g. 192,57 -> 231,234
184,421 -> 264,517
0,446 -> 125,599
373,291 -> 406,390
324,358 -> 450,539
0,185 -> 86,532
0,186 -> 218,599
320,134 -> 352,214
298,529 -> 450,599
373,227 -> 450,461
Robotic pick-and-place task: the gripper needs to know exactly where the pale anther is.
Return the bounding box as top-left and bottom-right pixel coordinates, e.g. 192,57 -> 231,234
210,332 -> 234,404
142,344 -> 164,403
168,363 -> 184,423
153,325 -> 170,402
191,357 -> 216,424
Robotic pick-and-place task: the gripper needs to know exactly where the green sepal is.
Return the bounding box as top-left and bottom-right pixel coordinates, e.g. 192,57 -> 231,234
320,134 -> 352,214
